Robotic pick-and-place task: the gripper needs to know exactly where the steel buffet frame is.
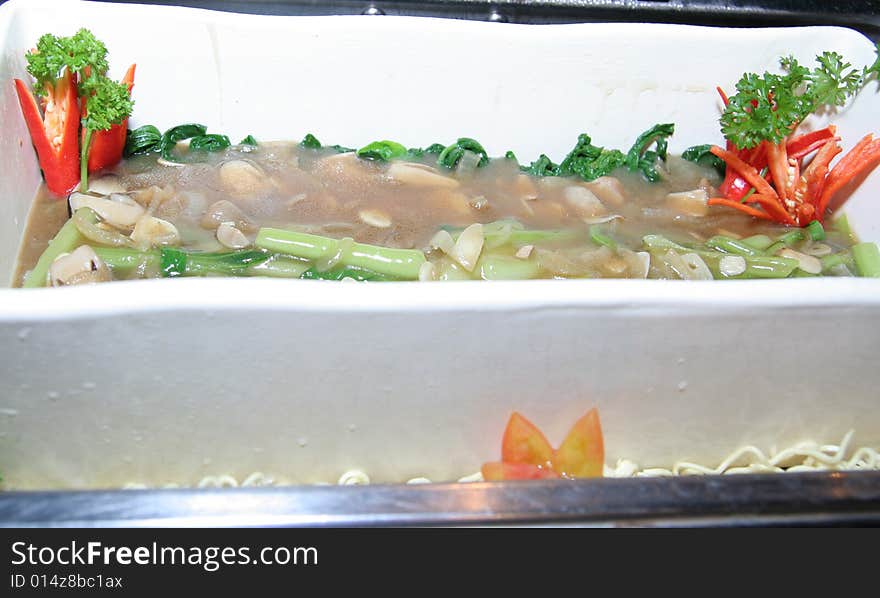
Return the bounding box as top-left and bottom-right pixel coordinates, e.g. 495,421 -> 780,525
2,472 -> 879,527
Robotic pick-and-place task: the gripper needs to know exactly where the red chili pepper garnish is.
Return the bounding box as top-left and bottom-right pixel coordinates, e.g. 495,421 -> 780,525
707,197 -> 775,221
816,135 -> 880,217
786,126 -> 836,159
13,71 -> 80,196
83,64 -> 136,174
709,126 -> 880,226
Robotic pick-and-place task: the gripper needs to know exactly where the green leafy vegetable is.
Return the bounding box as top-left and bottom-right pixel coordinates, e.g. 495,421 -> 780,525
406,143 -> 445,159
558,134 -> 627,181
160,247 -> 187,277
681,144 -> 725,176
158,123 -> 207,161
437,138 -> 489,170
521,154 -> 559,177
625,123 -> 674,182
189,134 -> 231,152
124,125 -> 162,157
159,247 -> 271,278
301,133 -> 322,149
239,134 -> 258,146
357,140 -> 408,162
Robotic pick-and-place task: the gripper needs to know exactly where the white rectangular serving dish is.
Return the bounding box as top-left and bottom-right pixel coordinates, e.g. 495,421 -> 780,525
0,0 -> 878,490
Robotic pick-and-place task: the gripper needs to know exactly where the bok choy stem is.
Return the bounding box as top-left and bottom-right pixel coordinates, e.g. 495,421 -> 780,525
255,228 -> 425,280
22,217 -> 84,288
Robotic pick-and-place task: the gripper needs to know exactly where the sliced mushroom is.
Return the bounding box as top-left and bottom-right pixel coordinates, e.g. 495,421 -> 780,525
200,200 -> 256,232
88,175 -> 126,195
515,244 -> 534,259
358,208 -> 392,229
429,229 -> 456,255
130,185 -> 177,213
449,223 -> 484,272
666,188 -> 709,217
563,186 -> 606,217
49,245 -> 111,286
131,216 -> 180,249
778,248 -> 822,275
216,222 -> 250,249
386,161 -> 460,189
218,159 -> 273,198
69,192 -> 145,229
418,261 -> 437,282
584,176 -> 626,207
313,152 -> 377,187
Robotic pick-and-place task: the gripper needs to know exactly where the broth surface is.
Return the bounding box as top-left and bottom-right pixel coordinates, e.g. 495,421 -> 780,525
13,142 -> 858,286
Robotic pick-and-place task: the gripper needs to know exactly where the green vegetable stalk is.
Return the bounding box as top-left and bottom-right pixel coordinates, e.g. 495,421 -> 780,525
255,228 -> 426,280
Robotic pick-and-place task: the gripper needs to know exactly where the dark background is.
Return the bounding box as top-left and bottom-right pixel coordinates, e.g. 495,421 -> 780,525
2,1 -> 879,36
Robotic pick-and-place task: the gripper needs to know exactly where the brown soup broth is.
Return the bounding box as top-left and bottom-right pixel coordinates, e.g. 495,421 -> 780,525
13,142 -> 855,285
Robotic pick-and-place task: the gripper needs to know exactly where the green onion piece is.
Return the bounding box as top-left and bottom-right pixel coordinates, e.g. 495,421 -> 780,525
357,140 -> 408,162
806,220 -> 826,241
706,235 -> 763,257
255,228 -> 425,280
21,218 -> 84,288
852,242 -> 880,278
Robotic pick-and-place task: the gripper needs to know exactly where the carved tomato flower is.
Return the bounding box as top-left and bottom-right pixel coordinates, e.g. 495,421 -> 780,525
481,408 -> 604,481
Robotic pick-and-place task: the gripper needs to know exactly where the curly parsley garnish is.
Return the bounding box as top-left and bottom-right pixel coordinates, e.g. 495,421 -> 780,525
721,44 -> 880,149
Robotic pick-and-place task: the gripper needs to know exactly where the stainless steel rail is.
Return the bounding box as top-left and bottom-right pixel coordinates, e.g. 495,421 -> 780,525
2,471 -> 878,527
